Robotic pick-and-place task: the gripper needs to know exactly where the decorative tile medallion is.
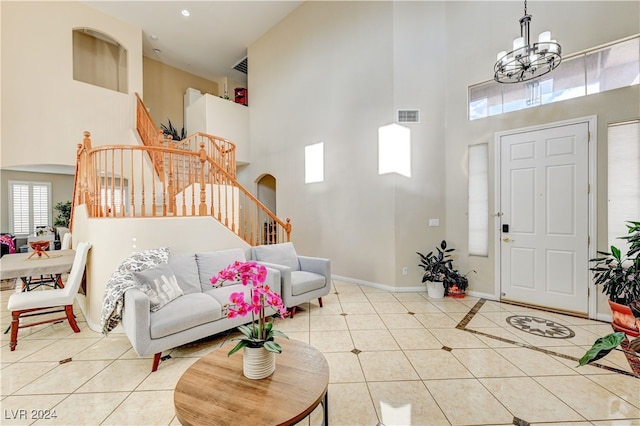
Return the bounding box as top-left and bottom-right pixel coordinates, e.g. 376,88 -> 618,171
506,315 -> 576,339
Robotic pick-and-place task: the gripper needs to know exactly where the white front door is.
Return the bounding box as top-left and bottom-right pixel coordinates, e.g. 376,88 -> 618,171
499,122 -> 590,314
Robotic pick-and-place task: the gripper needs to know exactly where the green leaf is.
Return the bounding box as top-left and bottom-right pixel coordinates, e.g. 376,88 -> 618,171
227,340 -> 248,357
263,341 -> 282,353
271,329 -> 289,339
237,325 -> 255,339
577,332 -> 626,366
611,246 -> 621,262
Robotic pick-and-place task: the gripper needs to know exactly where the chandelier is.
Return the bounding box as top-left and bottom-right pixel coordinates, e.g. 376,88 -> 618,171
494,0 -> 562,84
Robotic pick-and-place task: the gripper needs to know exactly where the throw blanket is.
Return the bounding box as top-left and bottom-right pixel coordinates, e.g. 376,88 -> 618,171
101,247 -> 170,335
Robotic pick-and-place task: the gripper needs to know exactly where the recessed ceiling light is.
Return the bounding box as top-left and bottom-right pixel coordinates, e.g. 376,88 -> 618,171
181,9 -> 190,17
150,35 -> 159,40
153,48 -> 161,54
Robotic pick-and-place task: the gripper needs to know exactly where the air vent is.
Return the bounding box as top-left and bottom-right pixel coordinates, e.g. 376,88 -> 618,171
233,57 -> 247,74
398,109 -> 420,123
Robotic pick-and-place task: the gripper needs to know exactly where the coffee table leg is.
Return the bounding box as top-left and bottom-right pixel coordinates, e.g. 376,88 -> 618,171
322,390 -> 328,426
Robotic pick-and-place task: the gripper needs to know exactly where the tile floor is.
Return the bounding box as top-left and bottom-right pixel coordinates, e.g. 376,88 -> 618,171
1,280 -> 639,426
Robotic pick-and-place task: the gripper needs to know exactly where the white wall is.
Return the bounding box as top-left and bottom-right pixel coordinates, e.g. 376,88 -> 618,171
1,1 -> 143,168
247,1 -> 640,301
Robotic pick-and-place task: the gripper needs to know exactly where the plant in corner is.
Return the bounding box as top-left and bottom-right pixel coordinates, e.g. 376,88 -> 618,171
211,261 -> 289,356
590,220 -> 640,336
417,240 -> 454,298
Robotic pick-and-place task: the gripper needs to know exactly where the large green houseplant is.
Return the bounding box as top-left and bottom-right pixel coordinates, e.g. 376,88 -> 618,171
590,221 -> 640,335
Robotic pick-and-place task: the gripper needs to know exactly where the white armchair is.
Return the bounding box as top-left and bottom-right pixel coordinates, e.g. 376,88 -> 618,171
251,242 -> 331,317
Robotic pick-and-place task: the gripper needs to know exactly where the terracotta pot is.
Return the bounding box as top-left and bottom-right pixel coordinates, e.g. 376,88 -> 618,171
243,346 -> 276,379
608,300 -> 640,337
447,285 -> 466,299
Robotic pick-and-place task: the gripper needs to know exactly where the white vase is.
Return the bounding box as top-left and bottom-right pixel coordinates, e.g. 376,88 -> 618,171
425,280 -> 445,299
243,346 -> 276,380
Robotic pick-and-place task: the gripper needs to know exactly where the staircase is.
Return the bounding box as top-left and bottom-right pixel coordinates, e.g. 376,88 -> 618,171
71,94 -> 290,247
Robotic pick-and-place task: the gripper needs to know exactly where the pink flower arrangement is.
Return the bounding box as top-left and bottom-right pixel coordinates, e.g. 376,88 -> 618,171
211,261 -> 288,356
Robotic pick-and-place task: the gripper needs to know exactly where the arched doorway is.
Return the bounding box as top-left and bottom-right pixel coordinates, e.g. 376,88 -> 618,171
257,174 -> 277,244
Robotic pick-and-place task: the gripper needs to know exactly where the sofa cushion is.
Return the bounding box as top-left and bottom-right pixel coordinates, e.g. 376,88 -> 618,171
168,252 -> 201,294
291,271 -> 326,296
196,248 -> 246,292
150,293 -> 223,339
133,264 -> 184,312
204,282 -> 250,310
253,242 -> 300,271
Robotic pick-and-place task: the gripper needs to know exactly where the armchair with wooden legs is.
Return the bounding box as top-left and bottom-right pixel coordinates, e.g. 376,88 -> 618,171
7,242 -> 91,351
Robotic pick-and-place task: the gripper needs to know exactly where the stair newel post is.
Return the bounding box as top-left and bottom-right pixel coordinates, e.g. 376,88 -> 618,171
198,142 -> 207,216
285,218 -> 292,242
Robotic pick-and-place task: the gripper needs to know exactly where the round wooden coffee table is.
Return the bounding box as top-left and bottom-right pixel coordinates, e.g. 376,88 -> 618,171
174,339 -> 329,426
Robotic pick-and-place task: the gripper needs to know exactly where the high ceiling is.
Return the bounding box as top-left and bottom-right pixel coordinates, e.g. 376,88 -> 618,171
84,1 -> 304,84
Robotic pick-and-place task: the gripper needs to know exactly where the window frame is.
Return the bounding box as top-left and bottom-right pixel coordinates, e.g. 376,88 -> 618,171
8,180 -> 53,237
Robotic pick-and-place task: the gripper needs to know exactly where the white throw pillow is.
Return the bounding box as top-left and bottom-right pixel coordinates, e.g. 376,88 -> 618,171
133,264 -> 184,311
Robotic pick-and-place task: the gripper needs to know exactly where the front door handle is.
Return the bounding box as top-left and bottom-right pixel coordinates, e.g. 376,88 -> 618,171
503,237 -> 511,242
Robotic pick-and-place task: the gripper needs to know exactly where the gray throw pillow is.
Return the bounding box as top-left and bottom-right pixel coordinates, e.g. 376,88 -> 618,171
253,242 -> 300,271
196,248 -> 246,292
168,252 -> 201,295
133,264 -> 184,311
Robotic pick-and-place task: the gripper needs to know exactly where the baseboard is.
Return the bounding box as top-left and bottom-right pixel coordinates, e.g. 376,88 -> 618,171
331,275 -> 426,293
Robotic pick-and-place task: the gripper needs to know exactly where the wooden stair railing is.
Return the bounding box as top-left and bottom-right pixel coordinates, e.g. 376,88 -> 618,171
72,133 -> 291,246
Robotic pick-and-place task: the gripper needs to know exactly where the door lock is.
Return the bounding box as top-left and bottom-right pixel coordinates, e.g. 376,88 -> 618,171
502,237 -> 511,242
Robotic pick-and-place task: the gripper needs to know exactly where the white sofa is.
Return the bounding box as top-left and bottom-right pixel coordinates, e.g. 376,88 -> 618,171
121,248 -> 281,372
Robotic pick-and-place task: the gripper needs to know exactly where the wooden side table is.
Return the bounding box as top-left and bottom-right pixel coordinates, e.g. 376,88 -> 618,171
174,339 -> 329,426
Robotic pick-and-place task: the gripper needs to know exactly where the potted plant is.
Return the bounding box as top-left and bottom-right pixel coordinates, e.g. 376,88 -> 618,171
444,269 -> 475,298
578,331 -> 640,367
590,221 -> 640,336
211,261 -> 289,379
417,240 -> 454,298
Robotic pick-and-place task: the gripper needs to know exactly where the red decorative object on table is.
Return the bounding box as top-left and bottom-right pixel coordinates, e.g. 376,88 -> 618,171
27,241 -> 50,259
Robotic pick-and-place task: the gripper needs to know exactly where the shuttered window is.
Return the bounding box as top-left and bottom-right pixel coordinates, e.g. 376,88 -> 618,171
8,181 -> 52,235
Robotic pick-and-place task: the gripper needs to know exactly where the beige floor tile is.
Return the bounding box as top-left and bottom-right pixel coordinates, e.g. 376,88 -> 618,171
540,345 -> 619,376
168,334 -> 226,358
405,349 -> 473,380
327,383 -> 379,425
425,378 -> 514,425
118,347 -> 153,360
379,313 -> 423,329
137,356 -> 199,390
345,314 -> 385,330
323,351 -> 365,383
470,327 -> 527,348
101,390 -> 175,425
368,380 -> 449,426
0,394 -> 67,425
20,338 -> 102,363
309,314 -> 348,331
309,330 -> 354,352
281,331 -> 309,343
364,292 -> 397,302
14,360 -> 111,395
350,329 -> 400,351
389,328 -> 442,350
371,301 -> 409,314
429,328 -> 488,349
1,361 -> 57,396
429,300 -> 471,313
359,285 -> 386,294
452,348 -> 526,378
75,359 -> 151,392
340,302 -> 376,315
414,312 -> 459,329
401,300 -> 442,313
307,301 -> 343,315
337,292 -> 372,303
481,376 -> 585,423
358,351 -> 419,381
589,420 -> 640,425
333,282 -> 364,294
20,322 -> 77,341
494,346 -> 579,376
32,392 -> 129,425
392,292 -> 427,302
586,374 -> 640,409
466,313 -> 502,328
534,375 -> 640,420
273,315 -> 310,333
0,339 -> 57,363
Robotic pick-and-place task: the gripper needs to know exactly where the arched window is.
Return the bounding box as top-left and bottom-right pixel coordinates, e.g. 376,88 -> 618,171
73,28 -> 127,93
